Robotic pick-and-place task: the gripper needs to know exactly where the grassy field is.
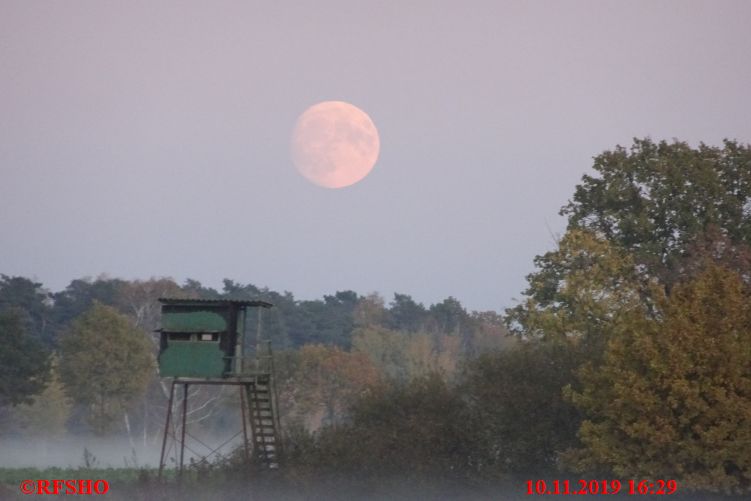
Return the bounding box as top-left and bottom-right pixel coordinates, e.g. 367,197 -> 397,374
0,467 -> 744,500
0,466 -> 161,483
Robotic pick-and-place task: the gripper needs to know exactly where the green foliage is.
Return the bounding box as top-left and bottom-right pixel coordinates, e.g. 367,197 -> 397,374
288,374 -> 474,483
506,229 -> 648,353
461,342 -> 583,476
503,138 -> 751,494
511,139 -> 751,340
51,277 -> 127,336
117,278 -> 184,332
0,275 -> 52,346
387,293 -> 427,332
308,291 -> 359,347
59,303 -> 154,433
561,138 -> 751,288
428,297 -> 468,332
0,308 -> 50,407
202,280 -> 497,353
565,264 -> 751,493
0,466 -> 158,484
7,357 -> 72,437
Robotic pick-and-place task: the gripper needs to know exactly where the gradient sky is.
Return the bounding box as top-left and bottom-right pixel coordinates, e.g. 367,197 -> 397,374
2,1 -> 750,311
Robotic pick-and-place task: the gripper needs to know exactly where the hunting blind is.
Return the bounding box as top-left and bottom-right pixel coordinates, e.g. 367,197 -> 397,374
157,298 -> 271,378
156,298 -> 282,475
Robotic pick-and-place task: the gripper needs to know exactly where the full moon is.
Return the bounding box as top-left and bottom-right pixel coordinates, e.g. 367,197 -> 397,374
291,101 -> 380,189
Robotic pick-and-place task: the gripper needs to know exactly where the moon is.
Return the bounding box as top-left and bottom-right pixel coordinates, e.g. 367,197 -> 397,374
291,101 -> 380,189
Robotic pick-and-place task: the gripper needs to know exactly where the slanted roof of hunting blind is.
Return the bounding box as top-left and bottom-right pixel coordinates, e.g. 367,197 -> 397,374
157,298 -> 273,378
158,298 -> 273,308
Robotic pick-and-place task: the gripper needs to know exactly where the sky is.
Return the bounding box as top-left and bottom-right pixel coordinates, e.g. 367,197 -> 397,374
1,0 -> 750,312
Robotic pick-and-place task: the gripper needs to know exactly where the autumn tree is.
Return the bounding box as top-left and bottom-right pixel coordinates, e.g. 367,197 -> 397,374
351,326 -> 409,381
352,325 -> 466,382
353,292 -> 388,328
565,264 -> 751,493
59,303 -> 154,434
280,344 -> 379,429
466,311 -> 515,355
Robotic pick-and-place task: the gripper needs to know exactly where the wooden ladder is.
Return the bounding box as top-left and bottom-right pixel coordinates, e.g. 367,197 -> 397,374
246,374 -> 281,468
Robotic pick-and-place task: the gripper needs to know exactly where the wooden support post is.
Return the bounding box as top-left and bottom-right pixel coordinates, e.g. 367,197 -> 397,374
158,380 -> 177,479
240,385 -> 250,464
179,383 -> 188,477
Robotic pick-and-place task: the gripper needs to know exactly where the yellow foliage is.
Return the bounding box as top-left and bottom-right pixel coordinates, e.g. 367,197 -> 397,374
567,264 -> 751,494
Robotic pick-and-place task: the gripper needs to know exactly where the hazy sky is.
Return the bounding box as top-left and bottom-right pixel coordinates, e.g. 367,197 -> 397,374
2,1 -> 750,311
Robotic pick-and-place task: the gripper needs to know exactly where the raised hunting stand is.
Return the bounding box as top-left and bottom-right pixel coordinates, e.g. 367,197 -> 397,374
156,298 -> 282,477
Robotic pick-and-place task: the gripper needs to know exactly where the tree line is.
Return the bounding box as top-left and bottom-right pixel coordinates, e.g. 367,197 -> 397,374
0,272 -> 510,438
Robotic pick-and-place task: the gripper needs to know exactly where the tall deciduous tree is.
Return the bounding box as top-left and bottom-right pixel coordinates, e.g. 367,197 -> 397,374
565,264 -> 751,493
282,344 -> 379,429
117,278 -> 183,332
353,292 -> 388,328
512,140 -> 751,339
59,303 -> 154,434
561,138 -> 751,288
353,326 -> 465,382
352,326 -> 409,381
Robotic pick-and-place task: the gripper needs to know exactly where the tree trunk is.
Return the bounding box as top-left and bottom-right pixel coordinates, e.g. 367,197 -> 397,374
124,411 -> 136,450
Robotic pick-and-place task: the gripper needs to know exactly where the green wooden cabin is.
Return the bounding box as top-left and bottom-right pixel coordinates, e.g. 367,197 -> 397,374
157,298 -> 272,378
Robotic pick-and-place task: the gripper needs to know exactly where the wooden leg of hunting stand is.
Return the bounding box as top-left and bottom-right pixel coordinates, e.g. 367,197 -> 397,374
179,383 -> 188,478
240,385 -> 250,464
158,380 -> 176,479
